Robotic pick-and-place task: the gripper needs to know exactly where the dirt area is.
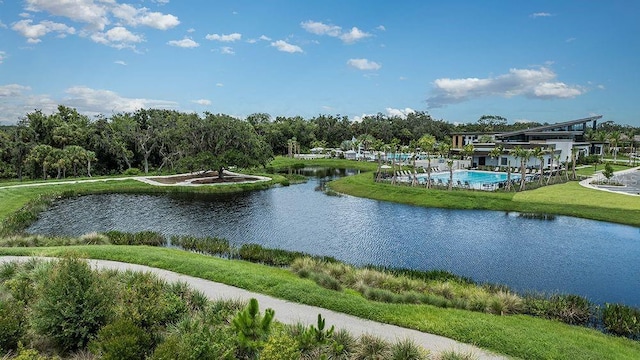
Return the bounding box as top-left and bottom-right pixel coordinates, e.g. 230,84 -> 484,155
191,176 -> 261,184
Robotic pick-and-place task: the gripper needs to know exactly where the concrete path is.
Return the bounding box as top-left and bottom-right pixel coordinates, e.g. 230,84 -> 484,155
579,166 -> 640,196
0,256 -> 505,360
0,171 -> 272,190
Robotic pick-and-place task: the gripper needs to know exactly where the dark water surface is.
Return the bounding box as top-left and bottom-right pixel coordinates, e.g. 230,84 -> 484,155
27,169 -> 640,306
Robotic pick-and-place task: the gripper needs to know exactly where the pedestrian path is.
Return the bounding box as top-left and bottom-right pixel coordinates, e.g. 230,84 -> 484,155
0,256 -> 505,360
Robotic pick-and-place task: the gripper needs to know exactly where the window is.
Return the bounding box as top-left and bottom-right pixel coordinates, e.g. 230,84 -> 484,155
501,157 -> 508,166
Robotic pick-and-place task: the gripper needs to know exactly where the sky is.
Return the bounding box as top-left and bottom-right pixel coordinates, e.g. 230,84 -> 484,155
0,0 -> 639,127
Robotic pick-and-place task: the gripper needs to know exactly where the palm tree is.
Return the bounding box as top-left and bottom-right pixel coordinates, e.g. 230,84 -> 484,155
462,143 -> 475,169
447,159 -> 454,191
489,145 -> 504,170
530,147 -> 546,185
417,134 -> 436,188
409,140 -> 419,186
390,138 -> 400,185
510,146 -> 531,191
570,147 -> 579,180
607,131 -> 621,161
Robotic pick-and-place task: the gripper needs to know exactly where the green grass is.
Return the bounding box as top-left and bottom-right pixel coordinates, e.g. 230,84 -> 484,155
269,156 -> 379,172
0,175 -> 287,225
329,172 -> 640,227
575,164 -> 635,177
1,246 -> 639,359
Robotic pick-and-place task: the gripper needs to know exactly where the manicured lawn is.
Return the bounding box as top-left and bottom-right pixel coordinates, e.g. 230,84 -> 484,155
575,164 -> 635,177
329,172 -> 640,226
1,246 -> 639,360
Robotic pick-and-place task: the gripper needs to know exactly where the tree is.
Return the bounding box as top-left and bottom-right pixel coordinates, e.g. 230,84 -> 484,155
603,163 -> 614,182
417,134 -> 436,188
607,131 -> 621,161
389,138 -> 400,185
461,143 -> 474,169
477,115 -> 507,132
531,147 -> 546,185
510,146 -> 531,191
570,147 -> 579,180
232,298 -> 274,359
64,145 -> 88,177
489,145 -> 504,169
408,139 -> 419,186
447,159 -> 454,190
25,144 -> 54,180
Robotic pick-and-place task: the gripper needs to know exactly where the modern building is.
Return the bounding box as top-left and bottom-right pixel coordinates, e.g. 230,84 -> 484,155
452,116 -> 603,169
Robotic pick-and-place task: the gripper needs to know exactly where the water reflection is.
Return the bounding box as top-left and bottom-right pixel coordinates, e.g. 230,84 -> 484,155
27,169 -> 640,306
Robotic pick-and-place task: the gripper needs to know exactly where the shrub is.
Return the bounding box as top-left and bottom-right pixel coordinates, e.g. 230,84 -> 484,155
524,294 -> 593,326
89,319 -> 151,360
309,271 -> 342,291
260,331 -> 300,360
0,298 -> 26,353
436,350 -> 478,360
390,338 -> 429,360
171,235 -> 231,256
104,230 -> 166,246
602,303 -> 640,338
32,257 -> 109,353
352,334 -> 391,360
122,168 -> 142,176
150,317 -> 236,360
232,298 -> 275,359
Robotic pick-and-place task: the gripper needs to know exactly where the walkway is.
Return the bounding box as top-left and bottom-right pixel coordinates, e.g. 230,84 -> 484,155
0,256 -> 505,360
0,171 -> 272,190
579,166 -> 640,196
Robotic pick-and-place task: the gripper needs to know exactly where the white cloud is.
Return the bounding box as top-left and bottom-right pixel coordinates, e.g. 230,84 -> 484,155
347,58 -> 381,71
399,76 -> 407,81
566,37 -> 576,43
426,67 -> 585,108
531,12 -> 553,18
0,21 -> 6,29
24,0 -> 110,31
376,25 -> 386,31
167,37 -> 199,48
64,86 -> 177,114
216,83 -> 224,87
205,33 -> 242,42
111,4 -> 179,30
300,20 -> 341,37
192,99 -> 211,106
271,40 -> 303,53
259,35 -> 271,41
153,0 -> 170,4
0,84 -> 31,97
301,20 -> 371,43
19,12 -> 32,18
386,107 -> 415,119
12,19 -> 76,43
0,51 -> 5,64
114,60 -> 126,66
340,27 -> 371,43
246,39 -> 257,44
220,46 -> 234,55
187,28 -> 195,33
91,26 -> 143,49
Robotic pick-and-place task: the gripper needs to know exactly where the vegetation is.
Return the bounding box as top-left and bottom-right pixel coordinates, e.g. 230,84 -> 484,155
1,247 -> 640,359
328,171 -> 640,227
0,256 -> 460,360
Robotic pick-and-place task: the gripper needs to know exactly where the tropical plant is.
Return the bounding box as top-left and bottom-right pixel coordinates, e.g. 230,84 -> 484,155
232,298 -> 275,359
417,134 -> 436,188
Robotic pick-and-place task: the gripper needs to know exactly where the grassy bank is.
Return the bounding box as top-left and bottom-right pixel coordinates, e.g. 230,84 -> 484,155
269,156 -> 379,172
1,246 -> 639,359
0,174 -> 286,229
328,172 -> 640,227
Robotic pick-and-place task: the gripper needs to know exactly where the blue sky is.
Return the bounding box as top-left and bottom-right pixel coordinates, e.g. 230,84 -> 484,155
0,0 -> 638,127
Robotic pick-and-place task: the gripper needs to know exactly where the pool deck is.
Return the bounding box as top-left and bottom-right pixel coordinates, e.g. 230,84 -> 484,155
579,166 -> 640,196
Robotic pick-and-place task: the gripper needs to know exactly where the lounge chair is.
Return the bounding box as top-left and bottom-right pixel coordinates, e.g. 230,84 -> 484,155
494,167 -> 500,172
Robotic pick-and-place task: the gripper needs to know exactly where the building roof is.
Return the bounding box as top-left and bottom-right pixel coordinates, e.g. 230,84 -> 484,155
496,115 -> 602,139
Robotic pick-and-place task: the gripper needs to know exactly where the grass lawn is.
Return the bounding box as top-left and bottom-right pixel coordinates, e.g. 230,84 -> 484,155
329,172 -> 640,227
1,245 -> 639,360
575,164 -> 636,177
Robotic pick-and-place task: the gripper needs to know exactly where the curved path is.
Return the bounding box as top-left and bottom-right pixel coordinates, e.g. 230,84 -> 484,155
579,166 -> 640,196
0,170 -> 272,190
0,256 -> 505,360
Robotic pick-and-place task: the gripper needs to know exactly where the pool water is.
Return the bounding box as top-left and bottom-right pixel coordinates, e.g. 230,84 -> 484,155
417,170 -> 521,189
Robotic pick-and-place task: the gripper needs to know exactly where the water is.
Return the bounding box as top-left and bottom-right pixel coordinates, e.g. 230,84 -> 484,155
412,170 -> 521,189
26,170 -> 640,306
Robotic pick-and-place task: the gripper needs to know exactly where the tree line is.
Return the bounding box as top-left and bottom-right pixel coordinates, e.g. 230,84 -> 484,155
0,106 -> 637,180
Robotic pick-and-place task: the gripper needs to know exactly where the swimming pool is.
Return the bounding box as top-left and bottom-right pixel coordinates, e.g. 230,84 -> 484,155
416,170 -> 521,189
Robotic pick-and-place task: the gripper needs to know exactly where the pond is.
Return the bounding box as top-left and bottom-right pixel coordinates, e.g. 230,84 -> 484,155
27,168 -> 640,306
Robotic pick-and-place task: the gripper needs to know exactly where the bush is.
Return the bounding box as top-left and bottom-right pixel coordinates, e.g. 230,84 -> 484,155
171,235 -> 231,256
352,334 -> 391,360
104,230 -> 166,246
122,168 -> 142,176
232,298 -> 275,359
150,317 -> 236,360
602,303 -> 640,338
32,257 -> 110,353
309,271 -> 342,291
0,298 -> 26,353
260,331 -> 300,360
436,350 -> 478,360
89,319 -> 151,360
524,294 -> 593,326
390,338 -> 429,360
